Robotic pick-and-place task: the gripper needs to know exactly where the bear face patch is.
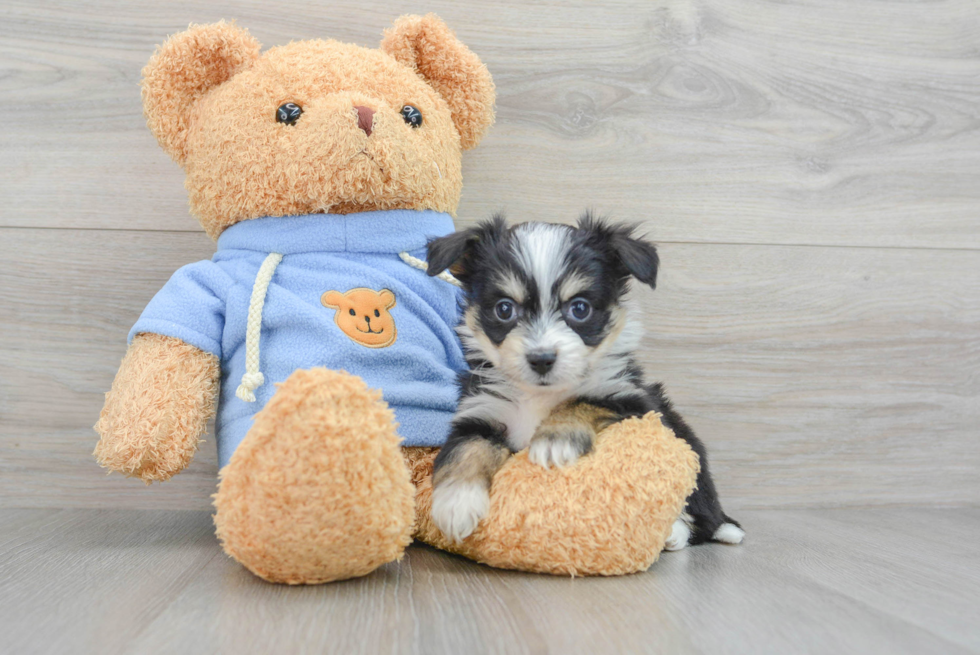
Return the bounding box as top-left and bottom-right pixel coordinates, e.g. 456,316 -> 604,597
321,288 -> 397,348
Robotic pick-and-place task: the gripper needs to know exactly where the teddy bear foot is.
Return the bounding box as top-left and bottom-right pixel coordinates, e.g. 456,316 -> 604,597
213,368 -> 415,584
409,412 -> 700,576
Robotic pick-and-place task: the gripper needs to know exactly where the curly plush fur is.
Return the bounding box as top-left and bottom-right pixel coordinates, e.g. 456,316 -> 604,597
141,16 -> 493,239
94,333 -> 219,482
214,369 -> 415,584
410,413 -> 699,576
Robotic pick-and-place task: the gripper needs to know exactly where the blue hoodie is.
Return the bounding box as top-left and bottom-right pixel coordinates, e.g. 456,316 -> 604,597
129,210 -> 465,468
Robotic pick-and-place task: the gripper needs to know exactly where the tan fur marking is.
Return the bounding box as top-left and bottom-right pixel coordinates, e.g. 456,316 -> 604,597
532,401 -> 618,452
557,271 -> 592,303
433,439 -> 508,489
541,401 -> 617,434
496,270 -> 526,304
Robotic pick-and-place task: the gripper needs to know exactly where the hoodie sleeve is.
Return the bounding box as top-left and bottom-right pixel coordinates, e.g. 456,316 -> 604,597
128,259 -> 232,359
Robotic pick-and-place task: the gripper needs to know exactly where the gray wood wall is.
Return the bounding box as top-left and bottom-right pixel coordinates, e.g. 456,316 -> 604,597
2,0 -> 978,511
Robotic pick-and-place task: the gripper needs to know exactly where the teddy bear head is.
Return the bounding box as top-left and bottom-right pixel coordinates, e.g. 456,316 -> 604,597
321,288 -> 398,348
142,15 -> 495,239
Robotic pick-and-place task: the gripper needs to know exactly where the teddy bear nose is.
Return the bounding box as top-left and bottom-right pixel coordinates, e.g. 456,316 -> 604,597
354,105 -> 375,136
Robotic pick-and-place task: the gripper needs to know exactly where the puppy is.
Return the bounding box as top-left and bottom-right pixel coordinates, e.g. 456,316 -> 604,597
425,213 -> 744,550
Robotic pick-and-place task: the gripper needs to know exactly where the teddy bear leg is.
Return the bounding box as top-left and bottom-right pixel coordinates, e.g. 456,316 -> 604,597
411,413 -> 700,576
213,368 -> 415,584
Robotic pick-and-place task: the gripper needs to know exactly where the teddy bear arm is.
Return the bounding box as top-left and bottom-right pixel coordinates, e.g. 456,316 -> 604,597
94,333 -> 220,483
412,413 -> 700,576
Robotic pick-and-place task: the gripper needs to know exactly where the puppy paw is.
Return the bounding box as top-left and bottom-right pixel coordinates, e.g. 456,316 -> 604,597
713,522 -> 745,545
528,437 -> 581,469
431,481 -> 490,542
528,425 -> 592,469
664,519 -> 691,551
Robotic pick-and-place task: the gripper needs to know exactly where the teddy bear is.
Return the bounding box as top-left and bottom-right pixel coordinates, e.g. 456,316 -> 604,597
93,14 -> 699,584
321,288 -> 399,348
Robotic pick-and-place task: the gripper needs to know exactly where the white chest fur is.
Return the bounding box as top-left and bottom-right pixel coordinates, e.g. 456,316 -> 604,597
503,391 -> 565,452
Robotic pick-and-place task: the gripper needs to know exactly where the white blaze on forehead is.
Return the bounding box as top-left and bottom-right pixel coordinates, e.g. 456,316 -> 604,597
512,223 -> 571,309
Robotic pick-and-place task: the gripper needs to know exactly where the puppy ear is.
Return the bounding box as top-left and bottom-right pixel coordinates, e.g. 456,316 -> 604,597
611,231 -> 659,289
426,230 -> 480,279
381,14 -> 495,150
379,289 -> 397,309
426,214 -> 508,284
142,21 -> 261,165
578,213 -> 659,289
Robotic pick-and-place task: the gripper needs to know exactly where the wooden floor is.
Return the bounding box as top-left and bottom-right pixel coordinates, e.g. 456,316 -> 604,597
1,2 -> 978,653
1,507 -> 977,655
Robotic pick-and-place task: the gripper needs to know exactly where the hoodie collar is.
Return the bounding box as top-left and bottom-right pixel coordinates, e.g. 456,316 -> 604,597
216,210 -> 456,255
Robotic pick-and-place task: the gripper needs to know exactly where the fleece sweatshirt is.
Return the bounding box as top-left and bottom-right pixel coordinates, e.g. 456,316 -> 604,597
129,210 -> 465,468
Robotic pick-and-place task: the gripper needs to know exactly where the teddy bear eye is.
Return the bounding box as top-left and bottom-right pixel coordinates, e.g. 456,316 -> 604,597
276,103 -> 303,125
400,105 -> 422,128
348,308 -> 356,316
374,309 -> 380,317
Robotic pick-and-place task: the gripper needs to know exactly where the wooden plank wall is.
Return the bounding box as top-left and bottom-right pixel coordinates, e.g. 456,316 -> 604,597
1,0 -> 978,511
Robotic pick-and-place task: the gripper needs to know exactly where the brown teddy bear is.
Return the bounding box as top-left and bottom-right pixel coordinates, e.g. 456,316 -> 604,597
94,14 -> 698,583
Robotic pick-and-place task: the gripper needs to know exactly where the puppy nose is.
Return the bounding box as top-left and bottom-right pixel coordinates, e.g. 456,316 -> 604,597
354,105 -> 375,136
527,351 -> 557,376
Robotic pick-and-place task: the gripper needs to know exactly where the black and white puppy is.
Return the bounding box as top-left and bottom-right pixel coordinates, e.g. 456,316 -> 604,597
425,213 -> 744,549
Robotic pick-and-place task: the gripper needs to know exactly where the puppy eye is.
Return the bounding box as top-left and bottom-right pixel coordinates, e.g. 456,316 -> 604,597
566,298 -> 593,322
277,103 -> 303,125
400,105 -> 423,128
494,299 -> 518,322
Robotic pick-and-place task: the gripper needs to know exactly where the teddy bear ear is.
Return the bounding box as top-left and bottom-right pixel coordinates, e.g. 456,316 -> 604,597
142,21 -> 261,165
321,290 -> 344,309
379,289 -> 397,309
381,14 -> 495,151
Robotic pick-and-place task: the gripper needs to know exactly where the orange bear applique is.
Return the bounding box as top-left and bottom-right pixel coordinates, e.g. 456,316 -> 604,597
321,288 -> 398,348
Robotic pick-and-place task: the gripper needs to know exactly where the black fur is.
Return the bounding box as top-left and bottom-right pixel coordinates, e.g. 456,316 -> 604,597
643,384 -> 741,544
426,213 -> 510,287
576,210 -> 659,290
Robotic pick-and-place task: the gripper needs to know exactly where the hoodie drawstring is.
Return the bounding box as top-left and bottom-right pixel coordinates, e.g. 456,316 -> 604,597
236,252 -> 283,402
398,251 -> 461,287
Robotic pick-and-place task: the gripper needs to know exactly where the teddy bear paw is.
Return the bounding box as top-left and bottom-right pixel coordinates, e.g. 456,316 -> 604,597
431,481 -> 489,542
213,368 -> 415,584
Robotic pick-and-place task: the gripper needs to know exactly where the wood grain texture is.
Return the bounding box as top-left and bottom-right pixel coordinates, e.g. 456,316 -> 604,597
1,508 -> 977,654
1,0 -> 979,248
1,228 -> 977,510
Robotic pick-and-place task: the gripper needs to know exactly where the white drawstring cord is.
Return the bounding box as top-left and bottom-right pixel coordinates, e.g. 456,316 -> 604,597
236,252 -> 283,402
399,251 -> 461,288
